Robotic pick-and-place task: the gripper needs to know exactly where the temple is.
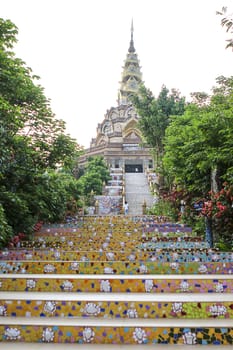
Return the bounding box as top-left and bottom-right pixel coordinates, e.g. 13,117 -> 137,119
79,21 -> 153,173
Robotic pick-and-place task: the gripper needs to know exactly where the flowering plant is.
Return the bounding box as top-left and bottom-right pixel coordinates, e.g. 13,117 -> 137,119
201,183 -> 233,248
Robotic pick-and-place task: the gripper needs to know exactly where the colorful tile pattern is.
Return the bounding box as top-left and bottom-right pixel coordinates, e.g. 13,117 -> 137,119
0,215 -> 233,345
0,260 -> 232,274
0,325 -> 232,344
1,300 -> 233,319
1,249 -> 232,263
1,277 -> 233,293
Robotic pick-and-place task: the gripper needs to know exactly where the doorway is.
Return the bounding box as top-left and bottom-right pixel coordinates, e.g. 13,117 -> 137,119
125,164 -> 143,173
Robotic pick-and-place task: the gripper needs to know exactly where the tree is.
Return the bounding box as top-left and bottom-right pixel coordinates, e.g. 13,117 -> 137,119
0,204 -> 13,247
0,18 -> 83,246
85,156 -> 111,183
217,6 -> 233,50
163,76 -> 233,246
47,134 -> 83,170
131,84 -> 185,170
164,76 -> 233,194
77,156 -> 111,199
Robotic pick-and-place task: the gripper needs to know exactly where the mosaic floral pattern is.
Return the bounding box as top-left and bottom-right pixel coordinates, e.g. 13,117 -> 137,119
133,327 -> 147,344
1,260 -> 232,274
0,325 -> 232,344
61,280 -> 73,291
95,196 -> 122,215
1,300 -> 232,318
42,327 -> 54,342
0,305 -> 7,316
1,249 -> 232,263
0,215 -> 232,345
43,264 -> 56,273
82,327 -> 95,343
82,303 -> 101,316
182,331 -> 197,345
1,277 -> 232,293
4,327 -> 21,340
43,301 -> 57,314
100,280 -> 111,292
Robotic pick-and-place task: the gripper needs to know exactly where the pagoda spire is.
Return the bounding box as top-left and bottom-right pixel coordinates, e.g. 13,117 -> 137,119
129,19 -> 135,53
118,21 -> 143,106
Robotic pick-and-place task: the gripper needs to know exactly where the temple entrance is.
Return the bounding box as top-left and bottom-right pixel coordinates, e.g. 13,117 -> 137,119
125,164 -> 143,173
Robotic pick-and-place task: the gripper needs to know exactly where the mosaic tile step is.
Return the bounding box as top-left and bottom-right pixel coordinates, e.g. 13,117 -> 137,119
1,275 -> 233,293
1,345 -> 233,350
1,250 -> 232,263
138,242 -> 210,249
143,227 -> 193,233
35,230 -> 194,238
0,260 -> 232,274
35,220 -> 192,234
19,239 -> 205,250
30,235 -> 200,244
0,318 -> 232,344
1,295 -> 233,319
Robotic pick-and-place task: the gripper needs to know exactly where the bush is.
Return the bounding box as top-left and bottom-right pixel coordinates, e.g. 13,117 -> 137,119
0,204 -> 13,248
148,198 -> 178,221
202,183 -> 233,247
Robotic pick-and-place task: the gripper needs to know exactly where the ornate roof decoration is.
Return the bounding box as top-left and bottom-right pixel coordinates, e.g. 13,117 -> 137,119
89,22 -> 144,149
118,20 -> 143,106
123,118 -> 142,142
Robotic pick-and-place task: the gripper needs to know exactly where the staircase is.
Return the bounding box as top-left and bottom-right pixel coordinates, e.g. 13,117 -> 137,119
125,173 -> 154,214
0,216 -> 232,348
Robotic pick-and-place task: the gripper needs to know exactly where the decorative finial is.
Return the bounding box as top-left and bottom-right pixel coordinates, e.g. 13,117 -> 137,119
131,18 -> 134,37
129,18 -> 135,53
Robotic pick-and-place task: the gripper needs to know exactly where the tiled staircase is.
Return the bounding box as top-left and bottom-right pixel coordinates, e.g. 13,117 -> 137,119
0,216 -> 233,348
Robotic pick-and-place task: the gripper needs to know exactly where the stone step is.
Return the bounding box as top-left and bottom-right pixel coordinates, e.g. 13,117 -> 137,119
1,274 -> 233,293
0,317 -> 232,344
125,173 -> 154,215
1,292 -> 232,319
2,291 -> 232,301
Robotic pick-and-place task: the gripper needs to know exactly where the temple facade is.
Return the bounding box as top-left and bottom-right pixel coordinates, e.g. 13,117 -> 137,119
79,22 -> 153,173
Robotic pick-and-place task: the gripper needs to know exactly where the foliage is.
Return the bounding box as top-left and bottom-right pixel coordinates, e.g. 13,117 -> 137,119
0,18 -> 83,246
132,84 -> 185,166
78,172 -> 103,198
0,204 -> 13,248
0,190 -> 34,234
77,156 -> 111,201
148,198 -> 178,222
179,198 -> 206,237
163,76 -> 233,245
201,183 -> 233,248
85,156 -> 111,183
47,134 -> 83,170
163,76 -> 233,194
147,187 -> 187,222
217,6 -> 233,50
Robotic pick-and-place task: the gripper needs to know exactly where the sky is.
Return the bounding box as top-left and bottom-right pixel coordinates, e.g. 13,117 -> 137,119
1,0 -> 232,148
